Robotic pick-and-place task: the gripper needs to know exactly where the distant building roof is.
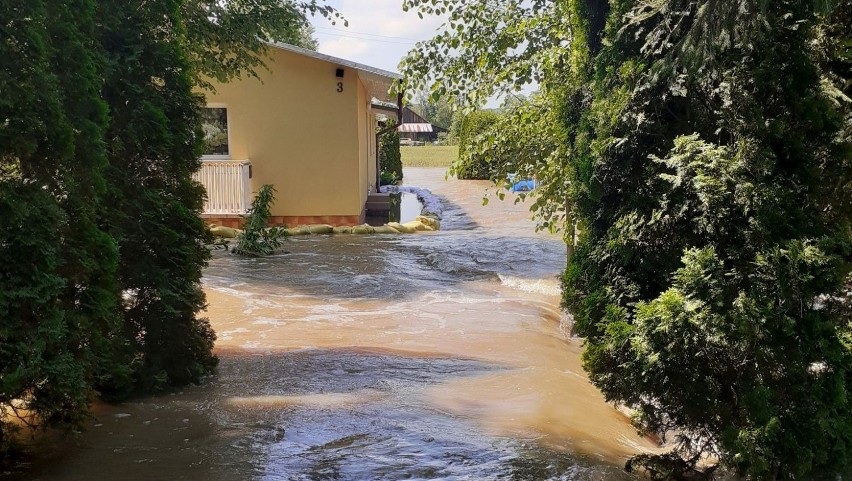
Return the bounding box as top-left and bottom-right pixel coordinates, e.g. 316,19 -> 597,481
269,43 -> 400,103
398,123 -> 434,133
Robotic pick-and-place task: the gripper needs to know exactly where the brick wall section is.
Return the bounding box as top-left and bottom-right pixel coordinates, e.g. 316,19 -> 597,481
202,216 -> 244,229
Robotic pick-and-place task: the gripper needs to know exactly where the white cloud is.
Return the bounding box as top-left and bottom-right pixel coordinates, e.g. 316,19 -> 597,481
318,37 -> 371,60
308,0 -> 446,73
307,0 -> 532,107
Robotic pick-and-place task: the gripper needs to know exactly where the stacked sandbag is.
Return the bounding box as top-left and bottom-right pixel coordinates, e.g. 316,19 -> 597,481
395,215 -> 441,232
351,224 -> 375,235
372,225 -> 400,234
387,222 -> 415,234
416,215 -> 441,231
211,219 -> 440,240
209,225 -> 242,239
284,226 -> 311,236
308,224 -> 334,234
283,224 -> 334,236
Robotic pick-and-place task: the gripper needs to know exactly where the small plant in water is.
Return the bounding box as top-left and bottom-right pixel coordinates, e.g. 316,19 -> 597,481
380,171 -> 398,186
232,184 -> 288,257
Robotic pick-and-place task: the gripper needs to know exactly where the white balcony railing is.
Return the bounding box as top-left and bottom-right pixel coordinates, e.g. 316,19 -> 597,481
194,159 -> 251,215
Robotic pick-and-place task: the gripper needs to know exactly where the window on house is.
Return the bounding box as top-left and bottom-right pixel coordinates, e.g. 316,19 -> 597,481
201,107 -> 229,157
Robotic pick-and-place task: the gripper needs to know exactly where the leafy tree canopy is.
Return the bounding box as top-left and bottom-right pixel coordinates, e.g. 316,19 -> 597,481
399,0 -> 573,231
410,89 -> 455,129
186,0 -> 342,89
0,0 -> 123,459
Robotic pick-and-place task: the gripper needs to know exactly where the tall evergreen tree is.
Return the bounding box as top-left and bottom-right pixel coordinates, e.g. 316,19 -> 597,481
401,0 -> 852,478
98,0 -> 217,394
0,0 -> 120,457
46,0 -> 127,399
2,0 -> 328,462
561,1 -> 852,477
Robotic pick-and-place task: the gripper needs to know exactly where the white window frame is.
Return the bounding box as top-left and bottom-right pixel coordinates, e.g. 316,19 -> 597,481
201,103 -> 231,160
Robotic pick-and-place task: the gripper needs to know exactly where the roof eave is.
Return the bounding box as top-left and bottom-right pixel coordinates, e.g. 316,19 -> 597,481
268,42 -> 402,81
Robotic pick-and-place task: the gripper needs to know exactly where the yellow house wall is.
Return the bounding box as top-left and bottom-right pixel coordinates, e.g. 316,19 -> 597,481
202,47 -> 370,219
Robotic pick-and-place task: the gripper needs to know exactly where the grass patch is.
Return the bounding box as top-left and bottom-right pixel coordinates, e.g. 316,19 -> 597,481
401,145 -> 458,168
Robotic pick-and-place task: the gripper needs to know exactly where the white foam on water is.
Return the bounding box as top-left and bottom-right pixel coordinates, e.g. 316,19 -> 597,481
420,291 -> 511,305
313,304 -> 347,313
559,311 -> 577,338
219,327 -> 251,340
498,274 -> 561,297
300,314 -> 357,323
352,274 -> 380,285
226,390 -> 387,409
242,297 -> 287,315
252,317 -> 286,326
207,285 -> 254,298
386,327 -> 428,336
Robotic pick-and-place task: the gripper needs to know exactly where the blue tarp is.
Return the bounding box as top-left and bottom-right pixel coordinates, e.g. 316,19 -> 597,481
507,174 -> 536,192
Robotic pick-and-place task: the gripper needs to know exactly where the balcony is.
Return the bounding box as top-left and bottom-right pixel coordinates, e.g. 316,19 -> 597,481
193,159 -> 251,215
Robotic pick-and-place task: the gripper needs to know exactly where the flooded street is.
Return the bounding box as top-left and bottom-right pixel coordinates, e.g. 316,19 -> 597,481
12,168 -> 654,480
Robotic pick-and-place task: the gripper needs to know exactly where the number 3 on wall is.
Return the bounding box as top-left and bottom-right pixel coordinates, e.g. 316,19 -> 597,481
336,82 -> 343,93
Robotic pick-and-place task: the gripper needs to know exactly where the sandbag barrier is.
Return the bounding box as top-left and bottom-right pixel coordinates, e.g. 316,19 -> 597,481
211,185 -> 443,239
208,214 -> 441,239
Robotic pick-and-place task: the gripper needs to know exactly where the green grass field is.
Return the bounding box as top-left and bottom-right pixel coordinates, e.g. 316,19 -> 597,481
400,145 -> 458,168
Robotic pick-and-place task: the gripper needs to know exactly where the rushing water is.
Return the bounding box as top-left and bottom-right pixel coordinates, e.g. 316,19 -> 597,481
10,168 -> 655,480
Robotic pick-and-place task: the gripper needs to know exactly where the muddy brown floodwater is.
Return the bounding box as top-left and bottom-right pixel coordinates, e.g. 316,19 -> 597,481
10,168 -> 655,480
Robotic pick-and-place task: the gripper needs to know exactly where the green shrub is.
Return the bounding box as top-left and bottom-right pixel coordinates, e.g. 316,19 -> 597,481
232,184 -> 288,257
447,111 -> 463,145
379,123 -> 403,183
379,171 -> 398,186
456,110 -> 501,179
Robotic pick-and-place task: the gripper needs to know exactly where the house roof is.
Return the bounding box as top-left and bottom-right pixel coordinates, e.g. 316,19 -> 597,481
371,99 -> 398,110
371,99 -> 400,120
269,43 -> 401,103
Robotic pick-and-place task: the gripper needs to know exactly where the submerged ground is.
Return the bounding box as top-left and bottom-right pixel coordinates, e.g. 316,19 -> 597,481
11,168 -> 654,480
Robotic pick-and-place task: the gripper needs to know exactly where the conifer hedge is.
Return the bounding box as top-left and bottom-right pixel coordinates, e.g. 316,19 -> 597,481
400,0 -> 852,477
0,0 -> 326,461
379,124 -> 403,184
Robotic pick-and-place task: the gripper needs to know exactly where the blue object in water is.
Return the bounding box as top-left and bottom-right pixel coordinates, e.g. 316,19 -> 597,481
511,179 -> 536,192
